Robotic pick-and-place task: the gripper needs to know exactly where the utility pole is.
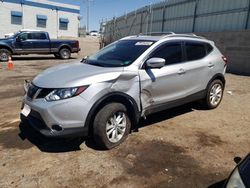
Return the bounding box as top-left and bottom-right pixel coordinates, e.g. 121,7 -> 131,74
85,0 -> 93,32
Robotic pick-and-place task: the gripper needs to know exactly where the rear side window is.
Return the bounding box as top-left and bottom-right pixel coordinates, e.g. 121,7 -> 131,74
151,42 -> 182,65
185,42 -> 206,61
30,33 -> 47,40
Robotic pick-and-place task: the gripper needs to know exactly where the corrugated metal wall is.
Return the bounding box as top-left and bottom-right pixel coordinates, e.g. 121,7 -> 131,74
102,0 -> 250,44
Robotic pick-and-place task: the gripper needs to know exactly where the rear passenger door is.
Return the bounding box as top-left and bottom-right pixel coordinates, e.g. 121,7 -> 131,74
181,41 -> 212,95
29,32 -> 50,53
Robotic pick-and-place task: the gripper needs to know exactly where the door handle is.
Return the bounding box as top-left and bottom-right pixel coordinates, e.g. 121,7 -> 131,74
178,68 -> 186,75
208,62 -> 215,68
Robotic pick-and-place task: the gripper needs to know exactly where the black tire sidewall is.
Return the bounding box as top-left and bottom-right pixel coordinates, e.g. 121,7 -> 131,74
0,49 -> 11,62
59,48 -> 71,59
93,103 -> 131,149
206,79 -> 224,109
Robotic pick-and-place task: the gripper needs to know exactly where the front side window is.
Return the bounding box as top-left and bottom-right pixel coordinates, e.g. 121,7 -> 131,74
150,42 -> 183,65
185,42 -> 206,61
17,33 -> 32,41
11,11 -> 22,25
85,40 -> 154,67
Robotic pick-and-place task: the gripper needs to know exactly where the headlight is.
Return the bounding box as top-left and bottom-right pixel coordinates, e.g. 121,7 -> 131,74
45,86 -> 88,101
226,168 -> 246,188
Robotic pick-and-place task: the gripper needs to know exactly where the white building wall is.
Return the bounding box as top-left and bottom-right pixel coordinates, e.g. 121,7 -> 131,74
0,2 -> 23,36
0,0 -> 80,39
57,11 -> 79,38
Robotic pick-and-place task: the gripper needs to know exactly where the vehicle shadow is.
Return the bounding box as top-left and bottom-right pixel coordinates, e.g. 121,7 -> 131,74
18,122 -> 85,153
137,101 -> 207,130
207,179 -> 226,188
12,56 -> 78,61
18,102 -> 207,152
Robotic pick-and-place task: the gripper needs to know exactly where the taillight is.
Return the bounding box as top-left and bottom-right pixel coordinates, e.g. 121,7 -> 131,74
76,41 -> 79,49
222,56 -> 228,64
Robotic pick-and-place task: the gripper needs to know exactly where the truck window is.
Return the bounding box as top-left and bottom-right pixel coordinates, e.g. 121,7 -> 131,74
30,33 -> 47,40
17,33 -> 32,41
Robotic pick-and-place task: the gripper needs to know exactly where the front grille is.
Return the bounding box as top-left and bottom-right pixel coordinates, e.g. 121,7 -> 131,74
27,84 -> 53,99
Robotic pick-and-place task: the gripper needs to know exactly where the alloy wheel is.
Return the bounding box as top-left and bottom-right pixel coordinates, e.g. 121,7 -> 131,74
106,112 -> 127,143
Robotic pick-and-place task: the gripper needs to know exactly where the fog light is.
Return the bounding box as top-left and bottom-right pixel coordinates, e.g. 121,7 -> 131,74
52,125 -> 63,132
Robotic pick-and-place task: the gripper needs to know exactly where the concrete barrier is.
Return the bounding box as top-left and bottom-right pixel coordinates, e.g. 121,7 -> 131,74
199,30 -> 250,76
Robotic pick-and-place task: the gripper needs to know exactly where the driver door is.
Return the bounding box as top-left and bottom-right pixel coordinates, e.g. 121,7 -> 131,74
14,33 -> 33,54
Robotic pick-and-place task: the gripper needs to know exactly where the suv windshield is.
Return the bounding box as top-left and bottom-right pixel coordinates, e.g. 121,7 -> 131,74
85,40 -> 154,67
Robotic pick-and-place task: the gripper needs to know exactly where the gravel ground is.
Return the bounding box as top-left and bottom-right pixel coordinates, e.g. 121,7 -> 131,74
0,37 -> 249,188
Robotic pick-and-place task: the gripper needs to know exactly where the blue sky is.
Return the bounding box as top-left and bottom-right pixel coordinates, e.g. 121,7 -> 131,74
51,0 -> 162,31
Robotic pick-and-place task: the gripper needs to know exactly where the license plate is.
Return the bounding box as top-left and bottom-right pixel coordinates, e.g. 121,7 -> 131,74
21,104 -> 31,117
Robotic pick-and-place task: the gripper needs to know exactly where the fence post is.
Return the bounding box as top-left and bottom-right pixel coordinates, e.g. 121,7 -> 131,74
150,4 -> 153,33
146,6 -> 150,34
140,11 -> 143,33
161,5 -> 166,32
245,0 -> 250,29
192,0 -> 198,32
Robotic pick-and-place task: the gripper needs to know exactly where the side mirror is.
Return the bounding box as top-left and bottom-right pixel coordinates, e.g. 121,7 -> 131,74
81,56 -> 89,63
145,58 -> 165,69
16,37 -> 21,42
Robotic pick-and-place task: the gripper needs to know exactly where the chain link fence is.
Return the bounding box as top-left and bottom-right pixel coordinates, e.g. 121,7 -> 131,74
101,0 -> 250,46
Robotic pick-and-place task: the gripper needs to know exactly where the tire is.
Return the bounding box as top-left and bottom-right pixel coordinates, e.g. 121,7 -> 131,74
54,53 -> 60,59
0,49 -> 11,62
59,48 -> 71,59
203,79 -> 224,109
93,103 -> 131,149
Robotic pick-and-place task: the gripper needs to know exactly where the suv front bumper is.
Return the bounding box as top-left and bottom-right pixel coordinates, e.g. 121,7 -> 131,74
20,95 -> 90,138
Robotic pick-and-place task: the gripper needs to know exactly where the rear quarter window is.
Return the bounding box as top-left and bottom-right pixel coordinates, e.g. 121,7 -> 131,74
205,43 -> 213,54
185,42 -> 207,61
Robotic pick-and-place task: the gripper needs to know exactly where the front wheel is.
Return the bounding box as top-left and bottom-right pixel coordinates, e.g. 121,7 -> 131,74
0,49 -> 11,62
203,79 -> 224,109
93,103 -> 131,149
59,48 -> 71,59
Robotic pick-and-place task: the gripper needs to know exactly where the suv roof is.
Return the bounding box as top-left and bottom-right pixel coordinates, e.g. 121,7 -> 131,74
121,32 -> 209,43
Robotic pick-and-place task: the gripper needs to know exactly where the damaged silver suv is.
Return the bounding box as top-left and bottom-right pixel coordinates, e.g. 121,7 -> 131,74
21,33 -> 228,149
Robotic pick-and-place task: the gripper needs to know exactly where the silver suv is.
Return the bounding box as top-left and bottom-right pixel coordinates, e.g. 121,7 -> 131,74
21,33 -> 228,149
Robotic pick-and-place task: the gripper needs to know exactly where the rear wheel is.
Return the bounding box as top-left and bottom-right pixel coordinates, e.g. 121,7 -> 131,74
0,49 -> 11,62
203,79 -> 224,109
93,103 -> 131,149
59,48 -> 71,59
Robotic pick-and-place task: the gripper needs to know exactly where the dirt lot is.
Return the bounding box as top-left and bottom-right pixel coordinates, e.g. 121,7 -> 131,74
0,37 -> 249,188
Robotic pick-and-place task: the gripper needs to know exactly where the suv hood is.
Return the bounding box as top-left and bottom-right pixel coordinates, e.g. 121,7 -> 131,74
33,62 -> 124,88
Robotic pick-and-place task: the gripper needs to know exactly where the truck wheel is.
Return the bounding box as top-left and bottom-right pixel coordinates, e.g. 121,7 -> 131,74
59,48 -> 71,59
54,53 -> 60,59
0,49 -> 11,62
203,79 -> 224,109
93,103 -> 131,149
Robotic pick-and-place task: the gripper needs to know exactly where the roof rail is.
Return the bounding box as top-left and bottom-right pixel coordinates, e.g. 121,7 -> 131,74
137,32 -> 175,36
165,33 -> 206,39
